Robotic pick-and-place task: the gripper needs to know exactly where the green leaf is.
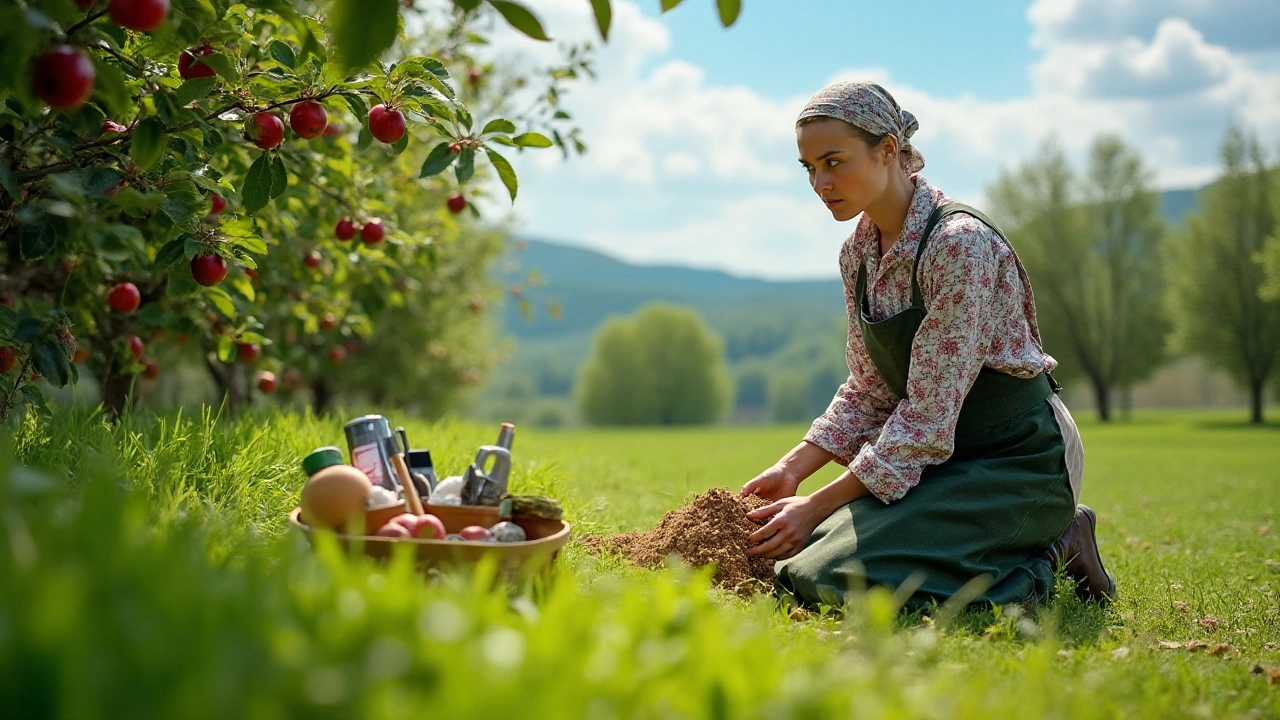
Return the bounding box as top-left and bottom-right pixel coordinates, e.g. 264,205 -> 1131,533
419,141 -> 457,178
230,275 -> 255,303
269,156 -> 288,199
341,92 -> 368,120
32,339 -> 70,388
391,130 -> 409,156
220,217 -> 258,238
0,161 -> 19,201
715,0 -> 740,25
589,0 -> 611,40
217,334 -> 235,363
174,77 -> 217,107
455,147 -> 476,183
19,215 -> 63,260
205,286 -> 236,318
482,118 -> 516,135
332,0 -> 399,70
131,118 -> 168,172
228,234 -> 267,255
659,0 -> 684,10
454,0 -> 482,10
488,0 -> 549,40
82,167 -> 125,196
161,178 -> 203,225
14,319 -> 44,344
484,147 -> 517,202
22,384 -> 50,419
154,238 -> 187,270
268,40 -> 296,69
199,53 -> 239,82
241,153 -> 273,214
92,56 -> 132,117
512,132 -> 553,148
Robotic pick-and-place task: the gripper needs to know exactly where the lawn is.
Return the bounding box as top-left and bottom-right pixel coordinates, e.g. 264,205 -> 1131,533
2,406 -> 1277,718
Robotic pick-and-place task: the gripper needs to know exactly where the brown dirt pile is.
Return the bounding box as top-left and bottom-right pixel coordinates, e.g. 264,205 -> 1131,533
585,488 -> 775,595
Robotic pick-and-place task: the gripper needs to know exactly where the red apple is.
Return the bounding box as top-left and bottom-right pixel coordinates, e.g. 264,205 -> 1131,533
360,219 -> 385,245
319,313 -> 337,330
142,357 -> 160,379
375,523 -> 410,539
209,194 -> 226,215
178,45 -> 216,80
256,370 -> 276,393
245,268 -> 257,281
73,348 -> 91,363
245,112 -> 284,150
458,525 -> 493,542
335,217 -> 356,240
414,514 -> 446,540
328,345 -> 347,363
76,0 -> 96,8
446,193 -> 466,214
236,341 -> 259,362
288,100 -> 328,140
107,0 -> 169,32
321,123 -> 342,138
0,348 -> 15,374
32,45 -> 95,111
304,251 -> 322,269
108,282 -> 141,314
127,335 -> 145,360
190,252 -> 228,286
367,104 -> 406,144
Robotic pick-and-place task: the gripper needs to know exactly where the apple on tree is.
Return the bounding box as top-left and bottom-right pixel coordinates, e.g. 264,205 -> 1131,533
367,104 -> 406,144
328,345 -> 347,363
288,100 -> 328,140
236,342 -> 259,362
208,194 -> 226,216
142,358 -> 160,379
108,282 -> 141,314
107,0 -> 170,32
126,335 -> 145,360
447,193 -> 466,214
0,348 -> 15,374
178,46 -> 217,80
245,112 -> 284,150
32,45 -> 95,111
319,313 -> 337,330
360,219 -> 385,245
256,370 -> 276,393
334,218 -> 356,240
304,251 -> 322,269
190,252 -> 228,287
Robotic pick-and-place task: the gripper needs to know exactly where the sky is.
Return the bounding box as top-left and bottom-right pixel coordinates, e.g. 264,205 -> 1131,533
478,0 -> 1280,280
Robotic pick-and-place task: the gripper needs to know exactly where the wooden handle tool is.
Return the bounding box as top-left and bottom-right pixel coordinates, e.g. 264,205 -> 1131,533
391,452 -> 425,515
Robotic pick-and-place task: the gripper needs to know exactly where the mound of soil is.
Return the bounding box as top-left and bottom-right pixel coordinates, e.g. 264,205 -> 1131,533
585,488 -> 775,595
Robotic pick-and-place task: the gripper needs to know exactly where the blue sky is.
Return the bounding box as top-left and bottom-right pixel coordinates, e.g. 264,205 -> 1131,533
483,0 -> 1280,280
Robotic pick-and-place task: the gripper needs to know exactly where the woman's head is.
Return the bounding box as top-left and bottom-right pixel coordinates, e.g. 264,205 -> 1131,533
795,81 -> 923,221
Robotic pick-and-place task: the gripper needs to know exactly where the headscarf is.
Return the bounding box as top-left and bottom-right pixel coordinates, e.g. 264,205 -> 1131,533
796,81 -> 925,174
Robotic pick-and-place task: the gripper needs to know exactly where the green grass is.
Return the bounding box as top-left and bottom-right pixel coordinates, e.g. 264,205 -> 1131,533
2,406 -> 1278,718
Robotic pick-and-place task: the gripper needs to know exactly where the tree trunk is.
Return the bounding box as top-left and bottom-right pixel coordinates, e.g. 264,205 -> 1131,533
206,358 -> 250,414
311,376 -> 332,415
98,358 -> 136,420
1120,387 -> 1133,421
1093,378 -> 1111,422
1250,378 -> 1264,424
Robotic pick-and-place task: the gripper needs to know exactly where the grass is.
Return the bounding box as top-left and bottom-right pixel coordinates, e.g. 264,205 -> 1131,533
1,405 -> 1278,718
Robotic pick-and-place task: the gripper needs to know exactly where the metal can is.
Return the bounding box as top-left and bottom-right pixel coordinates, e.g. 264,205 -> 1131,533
343,415 -> 396,491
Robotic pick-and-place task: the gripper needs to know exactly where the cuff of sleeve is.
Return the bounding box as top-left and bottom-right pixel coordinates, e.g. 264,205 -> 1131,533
850,443 -> 911,504
803,420 -> 856,467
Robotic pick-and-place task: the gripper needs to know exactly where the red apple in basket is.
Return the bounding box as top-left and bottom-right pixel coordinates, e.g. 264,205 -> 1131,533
414,514 -> 446,540
459,525 -> 493,542
376,523 -> 410,539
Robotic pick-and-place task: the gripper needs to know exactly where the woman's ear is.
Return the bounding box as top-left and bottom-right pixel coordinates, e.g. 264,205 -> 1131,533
880,135 -> 899,167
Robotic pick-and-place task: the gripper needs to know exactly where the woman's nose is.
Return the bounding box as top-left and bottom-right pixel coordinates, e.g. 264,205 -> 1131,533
811,171 -> 831,193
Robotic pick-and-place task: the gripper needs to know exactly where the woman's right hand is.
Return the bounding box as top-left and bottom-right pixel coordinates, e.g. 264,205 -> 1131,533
741,465 -> 801,502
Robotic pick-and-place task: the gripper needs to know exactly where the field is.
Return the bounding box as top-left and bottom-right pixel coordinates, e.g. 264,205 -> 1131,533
2,407 -> 1278,718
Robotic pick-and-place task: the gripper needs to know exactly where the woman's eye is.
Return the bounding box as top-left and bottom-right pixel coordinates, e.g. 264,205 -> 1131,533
826,158 -> 840,168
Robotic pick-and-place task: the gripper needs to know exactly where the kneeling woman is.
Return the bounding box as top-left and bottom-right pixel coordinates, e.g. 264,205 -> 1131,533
743,81 -> 1114,610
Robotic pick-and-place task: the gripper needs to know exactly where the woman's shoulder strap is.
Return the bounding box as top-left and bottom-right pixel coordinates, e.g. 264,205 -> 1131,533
911,202 -> 1010,307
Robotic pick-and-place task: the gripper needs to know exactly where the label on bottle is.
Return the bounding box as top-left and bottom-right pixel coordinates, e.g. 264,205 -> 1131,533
351,443 -> 385,484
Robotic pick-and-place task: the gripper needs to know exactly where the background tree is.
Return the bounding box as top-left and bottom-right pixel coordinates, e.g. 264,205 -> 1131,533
989,135 -> 1168,421
576,303 -> 730,425
1166,125 -> 1280,423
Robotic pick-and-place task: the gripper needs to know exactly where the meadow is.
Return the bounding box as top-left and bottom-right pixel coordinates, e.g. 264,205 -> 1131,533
2,406 -> 1278,718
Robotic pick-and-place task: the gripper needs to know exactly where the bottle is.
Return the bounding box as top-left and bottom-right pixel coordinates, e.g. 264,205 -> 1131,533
496,422 -> 515,450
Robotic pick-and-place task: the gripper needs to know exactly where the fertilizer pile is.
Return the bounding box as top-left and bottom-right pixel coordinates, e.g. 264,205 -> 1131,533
586,488 -> 776,595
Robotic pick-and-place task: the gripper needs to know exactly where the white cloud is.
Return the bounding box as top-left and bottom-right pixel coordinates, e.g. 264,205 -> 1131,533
471,0 -> 1280,280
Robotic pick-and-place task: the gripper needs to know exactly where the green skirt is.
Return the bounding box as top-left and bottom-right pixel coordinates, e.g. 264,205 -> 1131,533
775,394 -> 1076,610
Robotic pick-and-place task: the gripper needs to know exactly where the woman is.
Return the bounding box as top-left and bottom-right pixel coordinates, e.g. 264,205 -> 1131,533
742,81 -> 1115,610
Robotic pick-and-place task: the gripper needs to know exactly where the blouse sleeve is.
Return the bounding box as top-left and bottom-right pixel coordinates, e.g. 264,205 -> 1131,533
803,241 -> 899,464
848,216 -> 1000,503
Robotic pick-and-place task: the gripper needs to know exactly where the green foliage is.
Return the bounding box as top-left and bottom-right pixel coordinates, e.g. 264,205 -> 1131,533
5,406 -> 1280,717
577,303 -> 731,425
989,135 -> 1170,420
1164,125 -> 1280,422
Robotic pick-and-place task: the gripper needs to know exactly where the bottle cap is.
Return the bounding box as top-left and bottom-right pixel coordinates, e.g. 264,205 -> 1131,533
302,446 -> 345,476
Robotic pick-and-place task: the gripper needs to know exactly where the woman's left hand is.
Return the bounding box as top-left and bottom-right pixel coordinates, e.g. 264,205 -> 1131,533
745,496 -> 826,560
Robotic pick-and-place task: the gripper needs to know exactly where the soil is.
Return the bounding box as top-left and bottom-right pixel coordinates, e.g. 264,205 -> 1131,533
584,488 -> 775,596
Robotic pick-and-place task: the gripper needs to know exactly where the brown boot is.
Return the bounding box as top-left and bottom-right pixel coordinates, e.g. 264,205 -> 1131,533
1044,504 -> 1116,605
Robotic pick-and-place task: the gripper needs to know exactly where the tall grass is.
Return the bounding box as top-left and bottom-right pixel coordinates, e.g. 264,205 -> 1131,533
1,407 -> 1277,718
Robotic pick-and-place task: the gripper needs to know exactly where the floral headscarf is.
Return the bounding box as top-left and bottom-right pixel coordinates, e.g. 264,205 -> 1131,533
796,81 -> 925,174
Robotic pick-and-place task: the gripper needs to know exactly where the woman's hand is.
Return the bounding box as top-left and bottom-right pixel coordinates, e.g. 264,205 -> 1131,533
741,465 -> 801,502
745,495 -> 828,560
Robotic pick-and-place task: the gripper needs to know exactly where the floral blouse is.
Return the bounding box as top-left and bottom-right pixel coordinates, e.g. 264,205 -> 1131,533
804,175 -> 1057,503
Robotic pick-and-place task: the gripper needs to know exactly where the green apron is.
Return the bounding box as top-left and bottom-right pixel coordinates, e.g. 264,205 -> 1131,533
775,203 -> 1076,610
